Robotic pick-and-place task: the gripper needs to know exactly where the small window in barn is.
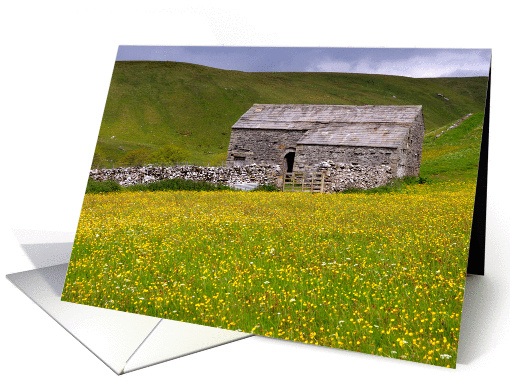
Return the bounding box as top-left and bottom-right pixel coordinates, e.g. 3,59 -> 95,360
234,156 -> 246,165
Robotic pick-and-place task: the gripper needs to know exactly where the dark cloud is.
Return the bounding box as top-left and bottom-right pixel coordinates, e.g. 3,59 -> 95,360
116,46 -> 491,78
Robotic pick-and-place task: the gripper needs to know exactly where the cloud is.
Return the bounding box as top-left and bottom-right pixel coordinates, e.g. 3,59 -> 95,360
307,50 -> 490,77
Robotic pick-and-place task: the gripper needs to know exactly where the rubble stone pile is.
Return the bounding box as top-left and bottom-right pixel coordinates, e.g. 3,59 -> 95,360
317,160 -> 394,192
89,164 -> 281,187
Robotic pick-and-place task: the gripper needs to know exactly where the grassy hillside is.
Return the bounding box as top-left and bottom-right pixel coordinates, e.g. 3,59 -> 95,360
420,113 -> 484,181
93,61 -> 488,168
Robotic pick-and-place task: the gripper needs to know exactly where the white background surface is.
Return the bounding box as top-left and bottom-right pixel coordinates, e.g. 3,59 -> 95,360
1,1 -> 508,381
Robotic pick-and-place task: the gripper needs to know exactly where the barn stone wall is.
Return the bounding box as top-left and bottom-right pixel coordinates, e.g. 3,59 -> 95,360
225,128 -> 305,167
293,145 -> 399,173
393,116 -> 425,177
316,161 -> 394,192
407,113 -> 425,177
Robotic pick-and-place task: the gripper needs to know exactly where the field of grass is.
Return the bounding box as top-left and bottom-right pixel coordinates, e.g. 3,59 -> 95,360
62,181 -> 475,368
63,63 -> 487,367
92,61 -> 488,167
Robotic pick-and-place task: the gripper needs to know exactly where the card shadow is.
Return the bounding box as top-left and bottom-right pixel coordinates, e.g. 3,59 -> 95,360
456,274 -> 497,364
17,243 -> 71,296
20,242 -> 73,269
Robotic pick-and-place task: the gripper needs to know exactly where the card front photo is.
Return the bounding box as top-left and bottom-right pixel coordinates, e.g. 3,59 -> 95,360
61,46 -> 491,368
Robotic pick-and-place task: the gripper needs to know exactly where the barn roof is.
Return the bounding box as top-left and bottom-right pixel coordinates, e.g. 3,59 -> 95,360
231,104 -> 422,148
232,104 -> 422,129
297,123 -> 410,148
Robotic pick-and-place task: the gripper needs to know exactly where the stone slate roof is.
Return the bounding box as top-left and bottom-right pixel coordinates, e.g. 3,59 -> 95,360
297,123 -> 410,148
233,104 -> 422,128
232,104 -> 422,148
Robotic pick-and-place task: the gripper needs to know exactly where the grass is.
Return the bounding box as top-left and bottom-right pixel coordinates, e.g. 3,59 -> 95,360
342,176 -> 428,195
62,181 -> 475,368
125,179 -> 233,192
86,178 -> 235,193
251,184 -> 280,192
85,178 -> 122,194
93,61 -> 488,167
420,113 -> 484,181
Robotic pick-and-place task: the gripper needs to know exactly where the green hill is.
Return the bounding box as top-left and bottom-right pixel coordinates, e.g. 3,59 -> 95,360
420,112 -> 484,181
93,61 -> 488,168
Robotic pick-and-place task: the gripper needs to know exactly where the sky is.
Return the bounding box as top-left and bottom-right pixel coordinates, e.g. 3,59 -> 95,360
116,46 -> 491,78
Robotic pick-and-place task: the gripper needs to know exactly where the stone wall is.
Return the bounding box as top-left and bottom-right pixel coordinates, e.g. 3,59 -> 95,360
404,113 -> 425,177
90,162 -> 395,193
293,144 -> 399,173
90,164 -> 281,187
316,160 -> 394,192
225,129 -> 305,167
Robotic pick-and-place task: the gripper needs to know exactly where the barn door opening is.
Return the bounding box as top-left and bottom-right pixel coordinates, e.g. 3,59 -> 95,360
284,152 -> 295,173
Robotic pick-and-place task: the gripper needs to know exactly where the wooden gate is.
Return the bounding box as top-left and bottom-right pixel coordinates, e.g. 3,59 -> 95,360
282,172 -> 325,193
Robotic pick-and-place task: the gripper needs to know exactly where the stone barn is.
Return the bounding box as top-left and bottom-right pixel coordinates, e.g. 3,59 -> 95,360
226,104 -> 425,178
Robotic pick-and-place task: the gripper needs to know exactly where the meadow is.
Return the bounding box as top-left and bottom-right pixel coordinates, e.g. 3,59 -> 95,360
62,180 -> 475,368
62,66 -> 487,368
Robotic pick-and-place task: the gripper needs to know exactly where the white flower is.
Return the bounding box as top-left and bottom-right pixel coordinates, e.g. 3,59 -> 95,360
440,354 -> 452,359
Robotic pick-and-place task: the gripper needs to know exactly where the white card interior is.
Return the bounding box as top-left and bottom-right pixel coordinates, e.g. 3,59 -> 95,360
7,263 -> 251,374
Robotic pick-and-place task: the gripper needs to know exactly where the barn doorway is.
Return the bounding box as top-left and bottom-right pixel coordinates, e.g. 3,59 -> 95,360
284,152 -> 295,173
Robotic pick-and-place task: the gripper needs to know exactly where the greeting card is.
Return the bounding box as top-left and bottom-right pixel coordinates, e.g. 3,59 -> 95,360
61,46 -> 490,368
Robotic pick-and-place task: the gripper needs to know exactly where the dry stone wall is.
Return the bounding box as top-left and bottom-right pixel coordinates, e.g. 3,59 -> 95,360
90,164 -> 281,187
316,160 -> 394,192
90,162 -> 395,193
